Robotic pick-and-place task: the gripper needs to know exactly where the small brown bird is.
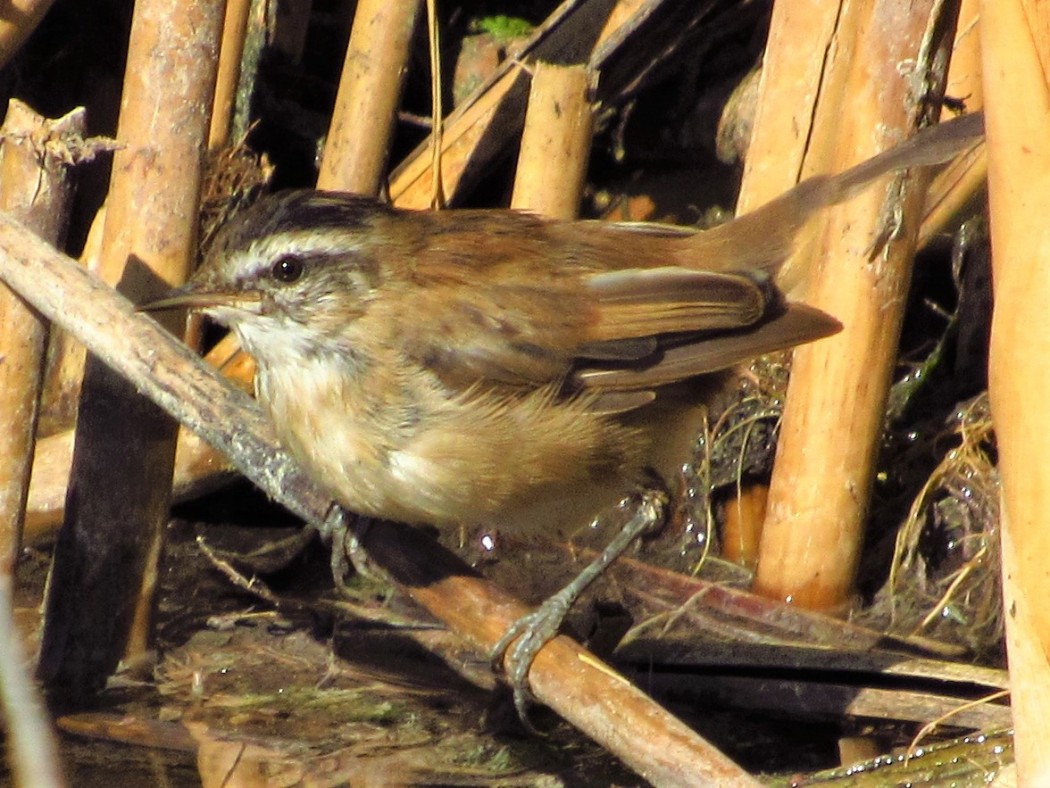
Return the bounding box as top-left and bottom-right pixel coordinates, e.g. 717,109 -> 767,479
150,112 -> 982,712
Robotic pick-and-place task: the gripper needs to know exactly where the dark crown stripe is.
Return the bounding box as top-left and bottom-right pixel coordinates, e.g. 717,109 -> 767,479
270,191 -> 392,236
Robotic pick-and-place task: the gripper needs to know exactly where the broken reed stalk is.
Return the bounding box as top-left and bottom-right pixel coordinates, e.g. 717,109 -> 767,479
37,0 -> 224,697
209,0 -> 252,150
315,0 -> 423,194
980,0 -> 1050,781
0,213 -> 760,787
510,62 -> 594,218
0,102 -> 81,576
751,0 -> 960,611
0,100 -> 82,788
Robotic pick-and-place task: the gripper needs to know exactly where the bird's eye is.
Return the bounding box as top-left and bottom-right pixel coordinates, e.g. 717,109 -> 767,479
271,255 -> 304,283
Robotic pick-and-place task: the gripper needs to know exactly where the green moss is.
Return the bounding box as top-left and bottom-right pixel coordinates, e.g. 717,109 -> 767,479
470,15 -> 534,41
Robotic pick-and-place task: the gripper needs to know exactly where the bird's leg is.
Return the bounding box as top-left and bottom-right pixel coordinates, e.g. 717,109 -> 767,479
319,504 -> 379,588
491,482 -> 670,724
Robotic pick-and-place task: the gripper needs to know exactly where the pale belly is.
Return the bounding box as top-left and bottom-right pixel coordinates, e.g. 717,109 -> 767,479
254,357 -> 648,531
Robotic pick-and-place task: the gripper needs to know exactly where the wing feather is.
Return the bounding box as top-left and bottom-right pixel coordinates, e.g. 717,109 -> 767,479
585,267 -> 769,339
373,209 -> 836,400
574,304 -> 841,392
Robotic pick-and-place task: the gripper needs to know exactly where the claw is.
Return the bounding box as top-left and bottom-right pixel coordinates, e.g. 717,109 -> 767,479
323,506 -> 381,590
490,588 -> 577,729
489,486 -> 668,727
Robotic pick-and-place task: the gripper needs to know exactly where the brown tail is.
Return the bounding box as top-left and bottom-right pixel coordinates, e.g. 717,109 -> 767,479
672,112 -> 985,279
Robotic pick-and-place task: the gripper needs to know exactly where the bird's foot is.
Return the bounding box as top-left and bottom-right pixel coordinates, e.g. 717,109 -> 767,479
489,486 -> 668,727
320,505 -> 381,590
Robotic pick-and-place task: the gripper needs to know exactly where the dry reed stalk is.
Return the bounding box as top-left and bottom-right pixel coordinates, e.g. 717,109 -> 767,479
710,1 -> 844,569
0,0 -> 56,70
510,62 -> 593,218
37,0 -> 224,696
209,0 -> 252,150
24,423 -> 235,545
0,102 -> 81,576
980,0 -> 1050,781
734,4 -> 983,569
0,211 -> 760,788
918,143 -> 986,247
51,215 -> 100,410
0,100 -> 83,788
315,0 -> 422,194
750,0 -> 961,611
720,6 -> 836,573
720,483 -> 768,571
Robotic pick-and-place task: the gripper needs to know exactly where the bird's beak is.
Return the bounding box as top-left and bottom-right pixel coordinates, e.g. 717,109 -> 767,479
138,285 -> 260,313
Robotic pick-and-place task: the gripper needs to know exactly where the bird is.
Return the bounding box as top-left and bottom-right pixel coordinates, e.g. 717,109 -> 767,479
146,111 -> 983,717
